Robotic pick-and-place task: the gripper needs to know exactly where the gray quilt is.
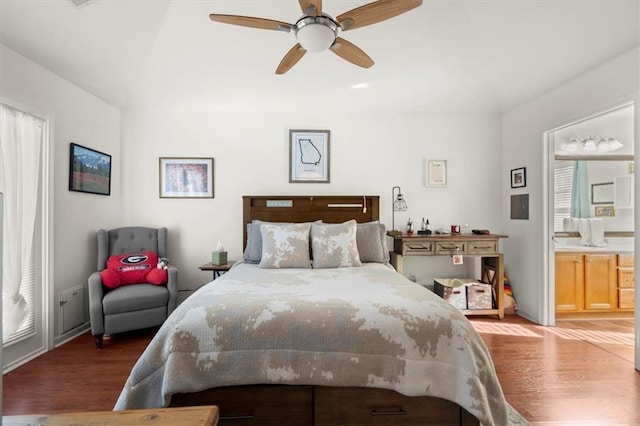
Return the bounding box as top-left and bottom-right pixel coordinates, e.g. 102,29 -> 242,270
115,263 -> 511,425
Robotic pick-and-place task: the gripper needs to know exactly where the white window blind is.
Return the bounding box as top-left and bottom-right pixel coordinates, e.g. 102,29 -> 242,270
554,160 -> 574,232
1,103 -> 42,346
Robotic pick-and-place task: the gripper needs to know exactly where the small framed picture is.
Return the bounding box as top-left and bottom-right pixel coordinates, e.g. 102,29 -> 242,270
69,143 -> 112,196
425,159 -> 447,187
289,129 -> 330,183
159,157 -> 214,198
595,205 -> 615,217
510,167 -> 526,188
591,182 -> 614,204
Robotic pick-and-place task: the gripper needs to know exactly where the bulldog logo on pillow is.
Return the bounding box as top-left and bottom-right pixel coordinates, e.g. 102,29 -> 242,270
121,254 -> 149,265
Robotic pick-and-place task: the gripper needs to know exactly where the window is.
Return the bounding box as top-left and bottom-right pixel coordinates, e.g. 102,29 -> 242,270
1,102 -> 43,346
554,161 -> 574,232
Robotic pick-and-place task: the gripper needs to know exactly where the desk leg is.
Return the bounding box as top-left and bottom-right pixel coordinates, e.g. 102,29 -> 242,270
390,252 -> 403,274
481,254 -> 504,319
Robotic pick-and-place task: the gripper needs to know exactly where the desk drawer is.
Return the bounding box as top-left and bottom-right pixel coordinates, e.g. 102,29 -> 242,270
435,241 -> 465,255
399,241 -> 434,256
466,240 -> 497,255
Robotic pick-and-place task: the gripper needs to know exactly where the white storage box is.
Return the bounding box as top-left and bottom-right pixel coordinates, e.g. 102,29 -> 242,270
466,282 -> 494,309
433,278 -> 471,310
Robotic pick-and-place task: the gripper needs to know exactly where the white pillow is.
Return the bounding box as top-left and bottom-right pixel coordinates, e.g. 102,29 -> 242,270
311,220 -> 362,269
259,223 -> 312,269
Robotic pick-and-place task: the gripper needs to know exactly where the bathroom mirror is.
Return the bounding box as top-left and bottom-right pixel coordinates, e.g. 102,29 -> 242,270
552,103 -> 634,235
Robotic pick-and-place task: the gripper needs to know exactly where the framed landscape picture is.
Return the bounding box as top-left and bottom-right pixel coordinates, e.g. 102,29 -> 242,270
159,157 -> 214,198
68,143 -> 112,195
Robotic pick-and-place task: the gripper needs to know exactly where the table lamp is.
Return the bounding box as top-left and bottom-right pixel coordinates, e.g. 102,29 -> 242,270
390,186 -> 407,235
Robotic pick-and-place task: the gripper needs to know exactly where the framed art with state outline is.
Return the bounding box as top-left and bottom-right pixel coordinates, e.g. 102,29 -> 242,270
289,129 -> 330,183
68,143 -> 112,196
159,157 -> 214,198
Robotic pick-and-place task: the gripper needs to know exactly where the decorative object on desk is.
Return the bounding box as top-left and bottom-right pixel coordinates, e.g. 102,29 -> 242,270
389,185 -> 408,235
289,129 -> 330,183
406,218 -> 414,235
510,193 -> 529,220
69,143 -> 112,195
472,229 -> 490,235
418,218 -> 431,235
425,159 -> 447,187
510,167 -> 526,188
159,157 -> 214,198
211,241 -> 227,265
450,224 -> 460,234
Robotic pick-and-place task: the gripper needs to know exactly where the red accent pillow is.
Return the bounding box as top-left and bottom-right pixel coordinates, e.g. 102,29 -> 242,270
100,251 -> 165,289
146,268 -> 168,285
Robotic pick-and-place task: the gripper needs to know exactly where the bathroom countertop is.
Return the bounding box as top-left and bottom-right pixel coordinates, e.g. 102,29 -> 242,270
554,238 -> 634,253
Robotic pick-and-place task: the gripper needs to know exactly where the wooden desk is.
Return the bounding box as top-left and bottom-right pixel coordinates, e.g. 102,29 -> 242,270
3,405 -> 219,425
388,233 -> 508,319
199,261 -> 236,280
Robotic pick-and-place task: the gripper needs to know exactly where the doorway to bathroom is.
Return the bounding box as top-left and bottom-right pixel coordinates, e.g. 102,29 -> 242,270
546,102 -> 635,353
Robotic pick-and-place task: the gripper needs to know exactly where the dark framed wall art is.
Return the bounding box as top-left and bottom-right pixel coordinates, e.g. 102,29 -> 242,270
68,143 -> 112,195
510,167 -> 526,188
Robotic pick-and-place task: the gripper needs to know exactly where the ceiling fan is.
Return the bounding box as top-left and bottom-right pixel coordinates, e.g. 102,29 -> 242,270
209,0 -> 423,74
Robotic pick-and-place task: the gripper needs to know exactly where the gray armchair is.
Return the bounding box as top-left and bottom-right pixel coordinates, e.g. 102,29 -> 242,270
88,226 -> 178,348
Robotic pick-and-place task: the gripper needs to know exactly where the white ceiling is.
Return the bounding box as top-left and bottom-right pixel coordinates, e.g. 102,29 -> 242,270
1,0 -> 638,114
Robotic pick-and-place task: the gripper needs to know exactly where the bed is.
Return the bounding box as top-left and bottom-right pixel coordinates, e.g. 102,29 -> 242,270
115,195 -> 526,425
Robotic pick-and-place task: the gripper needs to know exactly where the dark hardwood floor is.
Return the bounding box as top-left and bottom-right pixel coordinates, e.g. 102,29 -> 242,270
3,315 -> 638,425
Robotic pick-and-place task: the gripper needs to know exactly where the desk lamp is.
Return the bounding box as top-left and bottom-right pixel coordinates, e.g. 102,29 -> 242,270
390,186 -> 407,235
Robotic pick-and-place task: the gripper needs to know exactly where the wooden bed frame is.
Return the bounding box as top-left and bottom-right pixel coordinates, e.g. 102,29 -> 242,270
169,195 -> 478,425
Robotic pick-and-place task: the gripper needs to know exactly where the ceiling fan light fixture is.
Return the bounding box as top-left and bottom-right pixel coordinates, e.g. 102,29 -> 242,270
295,16 -> 338,53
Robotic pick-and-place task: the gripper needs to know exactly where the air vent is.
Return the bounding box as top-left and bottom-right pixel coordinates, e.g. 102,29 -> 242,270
68,0 -> 93,7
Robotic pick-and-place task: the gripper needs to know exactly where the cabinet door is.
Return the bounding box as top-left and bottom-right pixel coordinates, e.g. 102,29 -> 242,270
555,254 -> 584,312
584,254 -> 617,310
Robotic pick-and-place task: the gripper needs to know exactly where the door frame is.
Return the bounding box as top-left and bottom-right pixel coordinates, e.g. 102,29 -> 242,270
543,99 -> 638,370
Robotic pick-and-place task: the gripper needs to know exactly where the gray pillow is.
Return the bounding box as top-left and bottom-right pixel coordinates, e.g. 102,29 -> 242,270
311,220 -> 362,269
259,223 -> 312,269
244,220 -> 320,264
356,221 -> 390,263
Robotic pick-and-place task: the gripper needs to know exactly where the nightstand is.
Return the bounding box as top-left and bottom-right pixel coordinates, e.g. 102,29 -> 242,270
199,261 -> 235,280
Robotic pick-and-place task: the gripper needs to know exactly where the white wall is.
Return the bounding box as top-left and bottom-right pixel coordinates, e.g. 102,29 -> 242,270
121,109 -> 503,292
502,48 -> 639,323
0,44 -> 121,345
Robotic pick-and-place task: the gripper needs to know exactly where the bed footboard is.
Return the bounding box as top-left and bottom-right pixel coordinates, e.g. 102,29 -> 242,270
170,385 -> 478,425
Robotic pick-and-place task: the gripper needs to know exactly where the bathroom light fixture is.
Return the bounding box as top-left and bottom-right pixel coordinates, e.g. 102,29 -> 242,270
390,186 -> 408,235
561,136 -> 623,154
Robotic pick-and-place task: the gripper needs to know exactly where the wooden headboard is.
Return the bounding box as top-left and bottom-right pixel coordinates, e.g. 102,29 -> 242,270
242,195 -> 380,248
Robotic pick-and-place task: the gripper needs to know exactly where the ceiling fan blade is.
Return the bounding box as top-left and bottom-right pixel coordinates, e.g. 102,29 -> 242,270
336,0 -> 422,31
298,0 -> 322,16
329,37 -> 374,69
276,44 -> 307,74
209,14 -> 293,32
